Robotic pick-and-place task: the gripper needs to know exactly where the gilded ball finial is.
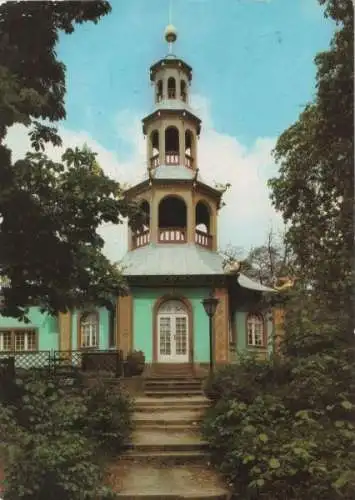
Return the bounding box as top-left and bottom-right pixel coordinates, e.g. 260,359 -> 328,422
164,24 -> 177,44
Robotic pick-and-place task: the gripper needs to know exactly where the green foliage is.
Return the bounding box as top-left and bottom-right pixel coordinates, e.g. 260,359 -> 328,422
0,1 -> 146,320
0,375 -> 119,499
203,354 -> 291,403
268,0 -> 354,337
125,350 -> 145,377
202,351 -> 355,500
79,379 -> 134,455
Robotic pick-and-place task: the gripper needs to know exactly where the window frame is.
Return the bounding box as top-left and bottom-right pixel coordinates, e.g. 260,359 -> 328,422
246,313 -> 266,348
77,311 -> 99,350
0,328 -> 38,352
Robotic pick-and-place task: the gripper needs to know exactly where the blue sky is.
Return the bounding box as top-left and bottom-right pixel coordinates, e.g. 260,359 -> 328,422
7,0 -> 335,261
58,0 -> 333,150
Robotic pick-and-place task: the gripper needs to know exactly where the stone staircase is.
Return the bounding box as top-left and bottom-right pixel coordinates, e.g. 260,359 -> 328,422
107,375 -> 230,499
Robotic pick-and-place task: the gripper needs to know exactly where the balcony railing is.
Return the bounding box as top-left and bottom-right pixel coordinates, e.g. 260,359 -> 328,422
159,227 -> 186,243
156,93 -> 163,102
165,152 -> 180,165
150,154 -> 160,168
185,154 -> 193,169
181,92 -> 187,102
133,229 -> 150,249
168,88 -> 176,99
195,230 -> 213,249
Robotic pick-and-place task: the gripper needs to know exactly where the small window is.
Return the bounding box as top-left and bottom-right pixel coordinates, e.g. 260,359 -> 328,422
0,330 -> 37,352
0,331 -> 12,351
80,312 -> 99,349
247,313 -> 264,347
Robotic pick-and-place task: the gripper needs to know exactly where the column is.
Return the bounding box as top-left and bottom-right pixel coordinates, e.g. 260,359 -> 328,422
58,311 -> 72,351
213,288 -> 229,363
118,295 -> 133,356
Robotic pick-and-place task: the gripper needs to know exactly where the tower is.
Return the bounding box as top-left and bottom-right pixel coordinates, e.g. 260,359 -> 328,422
125,24 -> 225,254
118,26 -> 274,372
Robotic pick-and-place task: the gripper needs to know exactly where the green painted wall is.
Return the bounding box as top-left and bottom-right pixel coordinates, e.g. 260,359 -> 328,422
132,287 -> 211,362
71,308 -> 110,350
0,307 -> 59,350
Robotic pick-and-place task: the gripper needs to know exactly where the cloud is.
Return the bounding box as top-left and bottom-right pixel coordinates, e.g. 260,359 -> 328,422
4,96 -> 282,262
190,94 -> 282,252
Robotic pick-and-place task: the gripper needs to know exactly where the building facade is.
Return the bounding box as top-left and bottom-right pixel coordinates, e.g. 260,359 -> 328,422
0,26 -> 278,372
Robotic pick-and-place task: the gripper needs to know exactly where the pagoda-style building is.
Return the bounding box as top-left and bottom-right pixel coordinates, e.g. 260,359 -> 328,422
0,26 -> 276,372
116,25 -> 274,375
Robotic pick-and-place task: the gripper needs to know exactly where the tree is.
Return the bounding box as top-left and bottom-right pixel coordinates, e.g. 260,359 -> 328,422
221,228 -> 296,287
268,0 -> 354,339
0,2 -> 142,319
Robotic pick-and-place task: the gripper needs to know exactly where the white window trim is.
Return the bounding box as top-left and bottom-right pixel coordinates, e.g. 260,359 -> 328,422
247,314 -> 265,347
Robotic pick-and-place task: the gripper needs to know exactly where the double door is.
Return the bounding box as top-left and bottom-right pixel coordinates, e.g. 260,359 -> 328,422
158,313 -> 188,363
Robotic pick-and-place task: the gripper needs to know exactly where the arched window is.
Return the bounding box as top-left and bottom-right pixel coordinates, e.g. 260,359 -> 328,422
158,196 -> 187,243
156,80 -> 163,102
167,77 -> 176,99
185,130 -> 193,168
150,130 -> 159,167
180,80 -> 187,102
246,313 -> 265,347
79,312 -> 99,349
195,201 -> 212,248
165,126 -> 179,164
133,200 -> 150,248
157,299 -> 189,361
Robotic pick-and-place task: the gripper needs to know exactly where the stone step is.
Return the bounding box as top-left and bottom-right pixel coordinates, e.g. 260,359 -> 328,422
128,429 -> 207,453
144,378 -> 202,385
135,401 -> 209,411
145,390 -> 204,397
134,423 -> 199,431
106,460 -> 229,499
122,449 -> 209,464
135,396 -> 209,406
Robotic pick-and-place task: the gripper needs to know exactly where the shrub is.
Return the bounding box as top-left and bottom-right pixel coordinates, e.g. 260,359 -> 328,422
124,350 -> 145,377
203,353 -> 290,403
201,350 -> 355,500
0,376 -> 116,500
80,378 -> 134,454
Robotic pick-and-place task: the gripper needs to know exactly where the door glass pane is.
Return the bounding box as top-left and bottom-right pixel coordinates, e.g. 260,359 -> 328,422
159,316 -> 171,355
175,317 -> 187,355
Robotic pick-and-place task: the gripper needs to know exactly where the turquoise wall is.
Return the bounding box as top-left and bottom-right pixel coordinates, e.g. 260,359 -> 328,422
132,287 -> 211,363
71,307 -> 110,350
0,307 -> 59,350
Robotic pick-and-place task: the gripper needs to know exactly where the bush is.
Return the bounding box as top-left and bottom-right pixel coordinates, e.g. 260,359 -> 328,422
80,378 -> 134,454
203,353 -> 290,403
0,376 -> 116,500
124,350 -> 145,377
201,350 -> 355,500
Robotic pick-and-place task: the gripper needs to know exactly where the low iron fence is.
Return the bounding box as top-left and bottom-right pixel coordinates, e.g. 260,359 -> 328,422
0,349 -> 124,380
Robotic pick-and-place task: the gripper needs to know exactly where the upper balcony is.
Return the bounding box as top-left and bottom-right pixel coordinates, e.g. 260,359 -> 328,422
150,151 -> 194,169
131,197 -> 214,251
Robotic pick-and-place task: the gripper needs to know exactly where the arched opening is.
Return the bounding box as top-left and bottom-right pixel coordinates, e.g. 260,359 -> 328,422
79,311 -> 99,349
133,199 -> 150,248
156,299 -> 189,362
156,80 -> 163,102
246,313 -> 265,347
158,196 -> 187,243
180,80 -> 187,102
185,130 -> 194,168
167,77 -> 176,99
195,201 -> 212,248
150,130 -> 159,168
165,126 -> 179,165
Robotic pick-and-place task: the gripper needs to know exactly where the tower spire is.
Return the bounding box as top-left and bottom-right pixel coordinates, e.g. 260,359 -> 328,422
164,0 -> 177,56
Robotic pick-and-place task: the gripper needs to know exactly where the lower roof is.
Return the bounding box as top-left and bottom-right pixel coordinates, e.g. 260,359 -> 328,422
120,244 -> 275,293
